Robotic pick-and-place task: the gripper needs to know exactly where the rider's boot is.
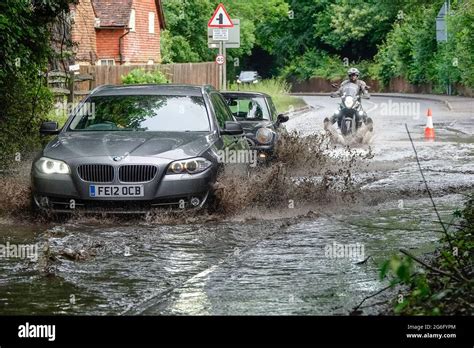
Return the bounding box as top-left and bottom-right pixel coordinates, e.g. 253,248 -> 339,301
323,117 -> 330,130
366,117 -> 374,132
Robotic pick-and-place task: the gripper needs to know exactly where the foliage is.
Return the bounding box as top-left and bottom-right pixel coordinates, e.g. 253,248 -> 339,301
228,79 -> 306,113
160,0 -> 214,64
280,49 -> 378,82
160,0 -> 288,80
121,69 -> 170,85
373,0 -> 474,90
0,74 -> 53,166
160,0 -> 473,91
380,196 -> 474,315
0,0 -> 76,164
315,0 -> 391,51
160,30 -> 200,64
442,0 -> 474,88
281,49 -> 347,81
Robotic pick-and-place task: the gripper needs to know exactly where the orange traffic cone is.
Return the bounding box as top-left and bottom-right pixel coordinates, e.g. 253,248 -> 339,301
424,109 -> 435,140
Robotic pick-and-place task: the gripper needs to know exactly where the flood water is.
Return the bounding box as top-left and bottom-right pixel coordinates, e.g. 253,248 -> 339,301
0,96 -> 472,315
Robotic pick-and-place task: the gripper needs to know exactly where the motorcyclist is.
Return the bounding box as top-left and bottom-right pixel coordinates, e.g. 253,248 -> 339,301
324,67 -> 370,130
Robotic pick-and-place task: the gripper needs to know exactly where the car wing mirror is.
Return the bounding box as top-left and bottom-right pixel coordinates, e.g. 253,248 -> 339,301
330,92 -> 339,98
276,113 -> 289,125
40,121 -> 60,135
221,121 -> 244,135
331,83 -> 339,89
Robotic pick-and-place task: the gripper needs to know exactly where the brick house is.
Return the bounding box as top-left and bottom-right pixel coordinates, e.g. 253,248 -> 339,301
70,0 -> 166,65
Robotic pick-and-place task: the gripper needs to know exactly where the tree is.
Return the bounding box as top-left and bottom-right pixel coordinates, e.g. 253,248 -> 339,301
0,0 -> 77,162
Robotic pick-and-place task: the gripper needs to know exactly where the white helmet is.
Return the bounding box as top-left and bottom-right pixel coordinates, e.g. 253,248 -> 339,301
348,68 -> 360,77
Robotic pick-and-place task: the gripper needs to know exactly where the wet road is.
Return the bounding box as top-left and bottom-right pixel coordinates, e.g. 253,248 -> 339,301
0,95 -> 472,315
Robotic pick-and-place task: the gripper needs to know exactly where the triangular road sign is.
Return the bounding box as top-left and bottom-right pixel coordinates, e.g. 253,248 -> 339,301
208,3 -> 234,28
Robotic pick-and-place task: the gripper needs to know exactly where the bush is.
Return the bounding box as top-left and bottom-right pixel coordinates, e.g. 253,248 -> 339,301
280,49 -> 378,82
373,0 -> 474,91
0,0 -> 75,167
0,73 -> 53,166
121,68 -> 170,85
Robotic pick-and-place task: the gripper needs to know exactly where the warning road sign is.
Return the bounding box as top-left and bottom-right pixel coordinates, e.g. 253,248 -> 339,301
208,3 -> 234,28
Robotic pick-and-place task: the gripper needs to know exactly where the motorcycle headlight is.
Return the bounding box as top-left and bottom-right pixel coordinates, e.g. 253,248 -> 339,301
166,157 -> 212,175
255,128 -> 274,144
35,157 -> 70,174
344,96 -> 355,109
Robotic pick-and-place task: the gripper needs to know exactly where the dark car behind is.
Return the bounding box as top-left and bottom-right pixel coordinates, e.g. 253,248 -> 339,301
221,91 -> 289,162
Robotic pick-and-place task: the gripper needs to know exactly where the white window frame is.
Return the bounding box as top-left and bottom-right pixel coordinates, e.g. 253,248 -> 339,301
129,9 -> 136,32
98,59 -> 115,66
148,12 -> 155,34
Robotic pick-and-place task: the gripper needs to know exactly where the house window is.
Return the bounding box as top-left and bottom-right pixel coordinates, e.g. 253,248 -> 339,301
148,12 -> 155,34
98,59 -> 115,66
129,9 -> 136,32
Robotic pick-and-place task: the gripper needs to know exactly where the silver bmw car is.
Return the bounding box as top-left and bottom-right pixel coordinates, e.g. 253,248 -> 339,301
31,84 -> 248,213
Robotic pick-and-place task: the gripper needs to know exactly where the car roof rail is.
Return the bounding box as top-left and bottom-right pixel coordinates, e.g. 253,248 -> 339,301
88,84 -> 115,95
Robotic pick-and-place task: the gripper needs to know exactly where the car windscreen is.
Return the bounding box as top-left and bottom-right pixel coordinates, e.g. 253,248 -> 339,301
68,95 -> 210,132
226,96 -> 270,120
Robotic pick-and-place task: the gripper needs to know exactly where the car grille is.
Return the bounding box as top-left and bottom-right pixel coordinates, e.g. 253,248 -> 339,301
119,165 -> 158,183
77,164 -> 114,183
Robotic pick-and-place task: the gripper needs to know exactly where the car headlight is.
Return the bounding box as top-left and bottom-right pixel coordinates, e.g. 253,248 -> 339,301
35,157 -> 70,174
166,157 -> 212,175
343,96 -> 355,109
256,128 -> 274,144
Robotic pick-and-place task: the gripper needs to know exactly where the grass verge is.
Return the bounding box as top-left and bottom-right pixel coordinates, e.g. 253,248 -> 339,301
228,79 -> 307,114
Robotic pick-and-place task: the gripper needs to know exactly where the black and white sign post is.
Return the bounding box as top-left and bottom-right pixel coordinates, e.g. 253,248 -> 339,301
208,3 -> 237,91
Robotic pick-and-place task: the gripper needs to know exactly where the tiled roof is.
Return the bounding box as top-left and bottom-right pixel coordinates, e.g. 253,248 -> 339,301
92,0 -> 165,29
92,0 -> 132,27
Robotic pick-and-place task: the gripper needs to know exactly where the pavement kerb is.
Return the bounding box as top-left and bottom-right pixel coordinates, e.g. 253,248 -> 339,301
287,92 -> 460,111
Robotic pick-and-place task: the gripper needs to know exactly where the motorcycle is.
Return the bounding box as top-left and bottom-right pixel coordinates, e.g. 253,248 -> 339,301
324,82 -> 373,136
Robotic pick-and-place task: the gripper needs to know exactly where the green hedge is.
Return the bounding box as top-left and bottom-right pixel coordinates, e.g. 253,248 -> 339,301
121,68 -> 170,85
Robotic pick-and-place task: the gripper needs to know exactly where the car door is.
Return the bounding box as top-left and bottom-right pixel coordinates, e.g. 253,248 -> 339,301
210,92 -> 248,151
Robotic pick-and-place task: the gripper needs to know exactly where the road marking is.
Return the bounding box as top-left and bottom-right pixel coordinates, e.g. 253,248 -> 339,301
365,100 -> 378,114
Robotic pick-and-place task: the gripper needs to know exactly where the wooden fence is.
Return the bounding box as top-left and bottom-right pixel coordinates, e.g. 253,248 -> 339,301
76,62 -> 220,92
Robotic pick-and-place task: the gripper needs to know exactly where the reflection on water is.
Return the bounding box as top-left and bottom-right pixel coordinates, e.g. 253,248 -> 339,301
0,194 -> 464,315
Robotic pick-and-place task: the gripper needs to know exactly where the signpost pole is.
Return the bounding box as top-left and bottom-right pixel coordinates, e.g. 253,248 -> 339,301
208,4 -> 236,91
219,41 -> 223,90
222,44 -> 227,91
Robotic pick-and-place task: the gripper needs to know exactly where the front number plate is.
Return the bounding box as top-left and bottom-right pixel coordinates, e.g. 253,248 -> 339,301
89,185 -> 144,197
